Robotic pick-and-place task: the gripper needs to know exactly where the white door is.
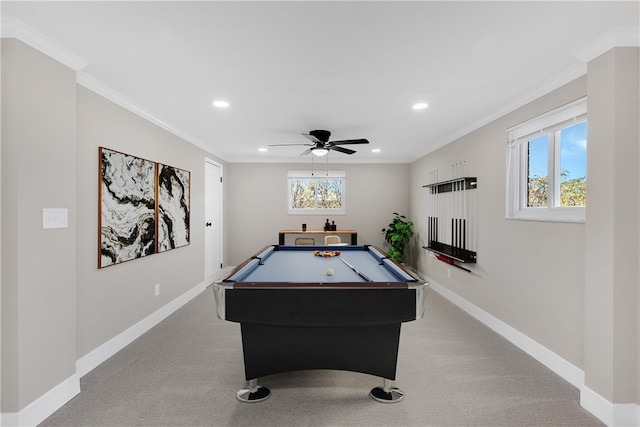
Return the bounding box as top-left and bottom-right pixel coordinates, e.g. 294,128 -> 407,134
204,159 -> 223,283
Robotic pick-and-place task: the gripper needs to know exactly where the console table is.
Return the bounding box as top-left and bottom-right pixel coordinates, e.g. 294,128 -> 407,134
279,230 -> 358,245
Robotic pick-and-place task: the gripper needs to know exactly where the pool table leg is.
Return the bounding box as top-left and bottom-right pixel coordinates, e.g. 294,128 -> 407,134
236,378 -> 271,403
369,378 -> 404,403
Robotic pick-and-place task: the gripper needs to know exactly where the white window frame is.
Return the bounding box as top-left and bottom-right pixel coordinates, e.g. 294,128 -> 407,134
506,97 -> 587,222
287,170 -> 346,215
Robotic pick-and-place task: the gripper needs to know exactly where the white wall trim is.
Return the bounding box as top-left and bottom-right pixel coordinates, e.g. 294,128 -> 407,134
76,280 -> 208,377
411,26 -> 639,163
574,27 -> 640,63
1,14 -> 224,161
580,385 -> 613,426
613,403 -> 640,427
75,71 -> 214,158
425,277 -> 585,387
411,61 -> 588,162
1,275 -> 234,427
0,16 -> 88,71
424,276 -> 640,426
0,373 -> 80,427
204,158 -> 225,286
580,385 -> 640,427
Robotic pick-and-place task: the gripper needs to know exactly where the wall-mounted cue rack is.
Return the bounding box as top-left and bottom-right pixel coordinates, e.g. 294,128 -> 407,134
423,166 -> 477,272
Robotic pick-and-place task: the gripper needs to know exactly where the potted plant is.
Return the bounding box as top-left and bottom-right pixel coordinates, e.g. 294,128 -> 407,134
381,212 -> 414,264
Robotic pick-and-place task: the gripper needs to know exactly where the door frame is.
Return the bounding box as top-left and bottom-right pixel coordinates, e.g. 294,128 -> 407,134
204,157 -> 224,284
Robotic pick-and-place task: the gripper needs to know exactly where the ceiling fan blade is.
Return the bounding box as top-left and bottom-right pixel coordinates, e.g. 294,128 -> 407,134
330,146 -> 356,155
302,133 -> 322,144
299,147 -> 313,156
330,138 -> 369,145
268,143 -> 313,147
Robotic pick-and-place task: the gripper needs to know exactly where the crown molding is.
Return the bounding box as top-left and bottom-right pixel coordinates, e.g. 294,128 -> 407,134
574,27 -> 640,63
410,26 -> 639,162
76,71 -> 215,156
1,14 -> 223,160
1,15 -> 89,71
411,61 -> 588,162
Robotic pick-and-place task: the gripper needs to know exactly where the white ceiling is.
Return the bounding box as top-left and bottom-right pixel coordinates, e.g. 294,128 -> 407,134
2,1 -> 638,163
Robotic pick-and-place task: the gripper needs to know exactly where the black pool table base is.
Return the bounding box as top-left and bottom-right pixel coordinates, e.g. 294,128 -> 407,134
236,377 -> 405,404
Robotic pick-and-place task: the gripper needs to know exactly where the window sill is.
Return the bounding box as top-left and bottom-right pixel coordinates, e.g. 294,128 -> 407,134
506,207 -> 585,223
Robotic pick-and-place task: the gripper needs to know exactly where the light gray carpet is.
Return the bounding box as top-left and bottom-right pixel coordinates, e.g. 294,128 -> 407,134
40,288 -> 603,426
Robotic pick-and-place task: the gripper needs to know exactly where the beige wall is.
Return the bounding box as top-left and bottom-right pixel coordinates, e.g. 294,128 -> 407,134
75,86 -> 224,358
226,163 -> 410,265
1,39 -> 227,415
2,39 -> 78,411
410,47 -> 640,408
410,76 -> 588,369
1,34 -> 638,424
584,47 -> 639,404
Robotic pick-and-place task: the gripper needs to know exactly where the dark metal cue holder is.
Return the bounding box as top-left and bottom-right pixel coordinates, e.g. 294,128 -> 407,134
422,177 -> 477,272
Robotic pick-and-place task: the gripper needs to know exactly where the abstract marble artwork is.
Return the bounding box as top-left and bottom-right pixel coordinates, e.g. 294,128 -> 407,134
157,164 -> 190,252
99,147 -> 156,268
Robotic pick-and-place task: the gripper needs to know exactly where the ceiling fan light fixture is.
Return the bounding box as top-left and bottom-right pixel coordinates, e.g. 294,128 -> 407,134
311,147 -> 329,157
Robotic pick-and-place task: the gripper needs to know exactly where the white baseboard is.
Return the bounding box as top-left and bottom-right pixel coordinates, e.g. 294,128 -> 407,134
423,275 -> 640,427
613,403 -> 640,427
581,385 -> 640,427
76,280 -> 209,377
1,280 -> 210,427
1,373 -> 80,427
426,279 -> 584,387
5,273 -> 637,427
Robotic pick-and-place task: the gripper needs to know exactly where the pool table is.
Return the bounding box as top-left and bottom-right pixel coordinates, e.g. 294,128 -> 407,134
212,245 -> 428,403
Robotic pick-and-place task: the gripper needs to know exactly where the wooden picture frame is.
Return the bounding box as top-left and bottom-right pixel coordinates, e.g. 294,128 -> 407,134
98,147 -> 156,268
156,163 -> 191,253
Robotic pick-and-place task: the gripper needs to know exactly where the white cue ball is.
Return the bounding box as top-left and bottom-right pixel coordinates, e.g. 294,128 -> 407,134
326,268 -> 334,276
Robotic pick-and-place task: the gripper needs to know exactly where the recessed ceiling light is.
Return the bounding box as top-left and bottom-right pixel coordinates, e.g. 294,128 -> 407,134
372,148 -> 381,153
213,100 -> 229,108
258,148 -> 268,152
412,102 -> 428,110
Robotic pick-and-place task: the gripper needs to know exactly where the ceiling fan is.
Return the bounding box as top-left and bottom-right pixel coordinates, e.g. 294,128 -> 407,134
269,130 -> 369,156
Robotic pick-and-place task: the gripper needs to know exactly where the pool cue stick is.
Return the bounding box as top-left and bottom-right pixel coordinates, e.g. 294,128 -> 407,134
436,254 -> 472,273
435,170 -> 439,243
452,173 -> 455,248
455,179 -> 459,249
427,171 -> 434,245
458,178 -> 462,249
464,161 -> 468,250
458,166 -> 462,249
429,171 -> 435,245
431,170 -> 437,244
340,257 -> 373,282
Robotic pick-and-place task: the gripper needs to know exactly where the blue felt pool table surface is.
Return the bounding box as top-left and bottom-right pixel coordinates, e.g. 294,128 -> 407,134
226,245 -> 417,284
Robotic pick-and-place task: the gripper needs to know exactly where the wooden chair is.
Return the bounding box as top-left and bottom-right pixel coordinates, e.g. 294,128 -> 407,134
324,235 -> 341,245
295,237 -> 315,245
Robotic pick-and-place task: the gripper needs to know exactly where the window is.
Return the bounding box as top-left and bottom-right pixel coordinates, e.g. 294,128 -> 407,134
288,170 -> 346,215
506,97 -> 587,222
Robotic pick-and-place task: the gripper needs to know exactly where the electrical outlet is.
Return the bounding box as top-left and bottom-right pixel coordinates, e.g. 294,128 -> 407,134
154,283 -> 160,296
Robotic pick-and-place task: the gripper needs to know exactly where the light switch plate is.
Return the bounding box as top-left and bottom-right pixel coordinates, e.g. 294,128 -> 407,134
43,208 -> 68,229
